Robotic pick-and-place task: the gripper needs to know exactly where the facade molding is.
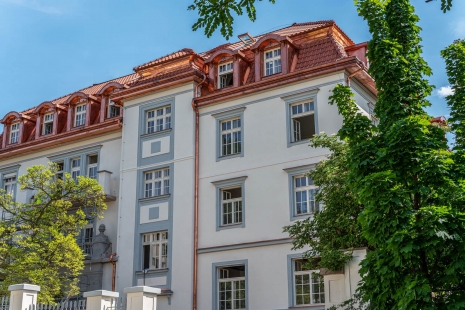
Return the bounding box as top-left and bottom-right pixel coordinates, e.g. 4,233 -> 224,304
198,237 -> 293,254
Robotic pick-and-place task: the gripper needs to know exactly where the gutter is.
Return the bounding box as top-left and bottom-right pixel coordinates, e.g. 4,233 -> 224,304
191,72 -> 206,310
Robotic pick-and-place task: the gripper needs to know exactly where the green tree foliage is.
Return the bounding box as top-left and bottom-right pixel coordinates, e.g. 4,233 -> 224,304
0,164 -> 106,303
283,134 -> 368,272
326,0 -> 465,308
189,0 -> 453,39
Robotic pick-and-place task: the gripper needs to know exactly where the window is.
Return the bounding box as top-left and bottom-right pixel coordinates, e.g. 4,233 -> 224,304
217,265 -> 246,310
291,101 -> 315,142
294,175 -> 320,215
9,123 -> 19,144
3,174 -> 16,198
108,101 -> 121,118
220,118 -> 241,157
144,168 -> 170,198
264,48 -> 281,76
218,62 -> 233,89
146,106 -> 171,134
221,187 -> 242,226
75,104 -> 86,127
71,158 -> 81,181
293,259 -> 324,306
79,222 -> 94,256
87,155 -> 98,179
368,102 -> 378,125
55,161 -> 64,180
42,113 -> 54,135
142,231 -> 168,270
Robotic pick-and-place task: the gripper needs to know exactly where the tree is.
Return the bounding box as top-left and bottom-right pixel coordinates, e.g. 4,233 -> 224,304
0,164 -> 106,303
326,0 -> 465,308
189,0 -> 453,39
283,134 -> 368,272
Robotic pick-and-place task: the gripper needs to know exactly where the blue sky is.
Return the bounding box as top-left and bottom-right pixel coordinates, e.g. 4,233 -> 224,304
0,0 -> 463,123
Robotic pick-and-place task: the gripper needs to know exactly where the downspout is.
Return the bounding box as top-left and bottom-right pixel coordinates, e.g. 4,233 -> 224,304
110,253 -> 117,292
346,69 -> 362,86
192,72 -> 206,310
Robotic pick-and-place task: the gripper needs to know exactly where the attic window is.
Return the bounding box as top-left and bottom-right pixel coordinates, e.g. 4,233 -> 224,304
218,62 -> 233,89
108,101 -> 121,118
264,48 -> 282,76
238,33 -> 255,45
42,113 -> 54,135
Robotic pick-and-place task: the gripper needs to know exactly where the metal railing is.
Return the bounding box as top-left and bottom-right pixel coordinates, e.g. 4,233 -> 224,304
103,297 -> 126,310
29,299 -> 86,310
0,296 -> 9,310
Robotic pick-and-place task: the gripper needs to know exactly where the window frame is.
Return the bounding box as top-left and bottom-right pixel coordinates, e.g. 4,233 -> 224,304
218,61 -> 234,89
264,48 -> 282,76
285,165 -> 319,221
283,89 -> 319,148
74,104 -> 87,127
42,113 -> 54,135
3,173 -> 17,199
141,231 -> 169,271
212,176 -> 247,231
146,106 -> 171,134
212,260 -> 248,310
70,157 -> 81,181
290,101 -> 316,143
220,118 -> 242,157
108,100 -> 121,118
9,123 -> 20,144
87,154 -> 98,179
293,174 -> 321,216
144,168 -> 170,198
213,107 -> 245,162
287,256 -> 325,308
0,166 -> 20,220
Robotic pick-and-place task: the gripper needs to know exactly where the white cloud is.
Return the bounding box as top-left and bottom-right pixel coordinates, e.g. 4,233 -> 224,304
1,0 -> 62,15
437,86 -> 455,97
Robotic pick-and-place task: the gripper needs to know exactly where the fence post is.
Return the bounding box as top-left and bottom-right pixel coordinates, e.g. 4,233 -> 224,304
8,284 -> 40,310
124,286 -> 161,310
83,290 -> 119,310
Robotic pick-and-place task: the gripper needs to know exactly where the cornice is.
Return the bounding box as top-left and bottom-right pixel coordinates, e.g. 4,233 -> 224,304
0,119 -> 121,160
195,57 -> 374,107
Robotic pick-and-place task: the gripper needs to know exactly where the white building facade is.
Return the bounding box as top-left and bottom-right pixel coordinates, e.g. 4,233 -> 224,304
0,20 -> 376,309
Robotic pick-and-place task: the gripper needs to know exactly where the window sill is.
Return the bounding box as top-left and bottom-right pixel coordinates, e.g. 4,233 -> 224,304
139,194 -> 171,204
141,128 -> 172,139
218,223 -> 245,231
262,72 -> 283,79
217,152 -> 243,162
288,139 -> 311,148
291,213 -> 315,221
289,305 -> 325,310
135,268 -> 169,276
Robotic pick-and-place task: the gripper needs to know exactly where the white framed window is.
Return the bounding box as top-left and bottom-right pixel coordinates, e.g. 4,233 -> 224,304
42,113 -> 54,135
108,100 -> 121,118
368,102 -> 379,125
218,265 -> 246,310
221,187 -> 242,226
71,158 -> 81,181
79,223 -> 94,256
291,101 -> 315,142
264,48 -> 282,76
55,161 -> 64,180
146,106 -> 171,134
142,231 -> 168,270
294,175 -> 320,215
218,62 -> 233,89
220,118 -> 241,156
293,259 -> 325,306
9,123 -> 19,144
87,155 -> 98,179
144,168 -> 170,198
75,104 -> 86,127
3,174 -> 16,198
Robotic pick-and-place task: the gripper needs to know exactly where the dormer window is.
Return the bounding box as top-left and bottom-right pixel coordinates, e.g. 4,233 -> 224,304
218,62 -> 233,89
75,104 -> 86,127
10,123 -> 19,144
264,48 -> 282,76
43,113 -> 54,135
108,101 -> 121,118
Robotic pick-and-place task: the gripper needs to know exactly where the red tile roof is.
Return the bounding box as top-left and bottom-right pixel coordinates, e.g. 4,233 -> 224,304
133,48 -> 196,72
295,36 -> 348,70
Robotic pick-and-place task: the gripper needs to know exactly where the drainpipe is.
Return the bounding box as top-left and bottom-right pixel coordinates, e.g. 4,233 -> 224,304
192,72 -> 206,310
110,253 -> 117,292
346,69 -> 362,86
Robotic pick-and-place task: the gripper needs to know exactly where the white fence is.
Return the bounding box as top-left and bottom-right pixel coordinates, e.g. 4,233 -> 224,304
6,284 -> 160,310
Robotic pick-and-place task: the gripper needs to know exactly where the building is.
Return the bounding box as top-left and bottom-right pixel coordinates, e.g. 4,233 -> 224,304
0,20 -> 376,309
